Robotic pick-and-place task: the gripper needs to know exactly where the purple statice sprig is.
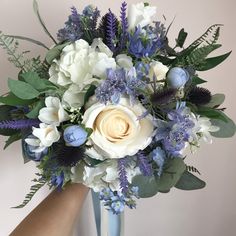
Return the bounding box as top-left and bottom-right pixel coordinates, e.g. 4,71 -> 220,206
137,152 -> 153,176
118,158 -> 129,193
117,2 -> 129,53
0,119 -> 40,130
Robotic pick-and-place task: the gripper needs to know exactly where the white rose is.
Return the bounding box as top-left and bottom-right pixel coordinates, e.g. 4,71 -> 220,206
49,38 -> 116,88
82,96 -> 154,159
72,159 -> 141,192
128,3 -> 157,31
149,61 -> 169,81
116,54 -> 133,69
32,123 -> 60,147
38,97 -> 70,126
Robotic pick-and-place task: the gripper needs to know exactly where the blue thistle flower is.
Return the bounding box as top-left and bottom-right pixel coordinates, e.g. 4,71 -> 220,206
51,171 -> 64,189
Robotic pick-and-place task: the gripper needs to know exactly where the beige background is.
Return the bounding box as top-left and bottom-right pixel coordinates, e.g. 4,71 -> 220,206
0,0 -> 236,235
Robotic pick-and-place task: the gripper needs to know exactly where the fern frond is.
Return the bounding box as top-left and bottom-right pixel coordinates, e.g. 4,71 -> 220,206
179,24 -> 222,57
176,44 -> 221,67
0,31 -> 27,69
186,166 -> 201,175
13,177 -> 46,208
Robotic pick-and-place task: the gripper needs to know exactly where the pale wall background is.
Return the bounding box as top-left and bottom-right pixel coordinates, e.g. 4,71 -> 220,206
0,0 -> 236,235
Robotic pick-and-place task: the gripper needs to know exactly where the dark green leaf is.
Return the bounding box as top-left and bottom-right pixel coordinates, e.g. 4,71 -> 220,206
21,72 -> 56,91
132,175 -> 158,198
26,100 -> 45,119
196,51 -> 232,71
45,42 -> 70,64
204,94 -> 225,108
192,76 -> 207,85
211,112 -> 236,138
33,0 -> 57,44
4,133 -> 22,149
175,171 -> 206,190
156,158 -> 186,192
84,85 -> 97,105
0,105 -> 18,136
176,28 -> 188,48
197,106 -> 228,122
8,78 -> 40,100
0,92 -> 35,106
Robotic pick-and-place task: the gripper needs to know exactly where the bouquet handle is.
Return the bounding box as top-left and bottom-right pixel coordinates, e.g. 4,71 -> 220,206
92,190 -> 124,236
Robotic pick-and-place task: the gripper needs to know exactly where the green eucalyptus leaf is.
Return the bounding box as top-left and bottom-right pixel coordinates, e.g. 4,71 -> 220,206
132,175 -> 159,198
0,105 -> 19,136
175,171 -> 206,190
197,106 -> 228,122
21,72 -> 56,91
156,158 -> 186,192
204,94 -> 225,108
211,112 -> 236,138
26,100 -> 45,119
196,51 -> 232,71
8,78 -> 40,100
0,93 -> 35,106
4,133 -> 22,149
192,76 -> 207,85
176,28 -> 188,48
46,42 -> 70,64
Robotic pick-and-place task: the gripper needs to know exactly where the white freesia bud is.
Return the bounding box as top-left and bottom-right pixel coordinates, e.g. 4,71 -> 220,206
116,54 -> 133,69
32,123 -> 60,147
38,97 -> 70,126
128,3 -> 157,31
149,61 -> 169,81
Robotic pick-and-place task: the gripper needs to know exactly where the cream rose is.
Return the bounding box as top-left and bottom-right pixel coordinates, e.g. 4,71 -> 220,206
82,97 -> 154,159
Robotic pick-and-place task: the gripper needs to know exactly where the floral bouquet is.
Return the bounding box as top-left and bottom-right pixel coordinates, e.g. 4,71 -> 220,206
0,0 -> 235,227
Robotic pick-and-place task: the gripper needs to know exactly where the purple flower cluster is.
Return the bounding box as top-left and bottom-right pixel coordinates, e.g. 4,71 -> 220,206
137,152 -> 152,176
0,119 -> 40,130
118,158 -> 129,193
155,103 -> 195,156
128,26 -> 162,58
99,186 -> 139,214
57,5 -> 100,42
95,68 -> 146,104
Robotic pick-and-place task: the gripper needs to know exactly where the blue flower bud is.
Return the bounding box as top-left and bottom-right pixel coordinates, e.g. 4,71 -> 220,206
63,125 -> 88,147
167,67 -> 189,89
22,135 -> 48,161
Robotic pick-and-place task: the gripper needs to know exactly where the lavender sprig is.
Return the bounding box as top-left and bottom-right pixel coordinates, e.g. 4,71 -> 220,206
137,152 -> 152,176
0,119 -> 40,130
118,158 -> 129,193
91,7 -> 100,32
117,2 -> 128,53
106,9 -> 118,52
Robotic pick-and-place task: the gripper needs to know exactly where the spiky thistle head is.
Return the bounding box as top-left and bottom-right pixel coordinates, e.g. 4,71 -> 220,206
151,88 -> 177,105
187,87 -> 212,105
53,140 -> 86,167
